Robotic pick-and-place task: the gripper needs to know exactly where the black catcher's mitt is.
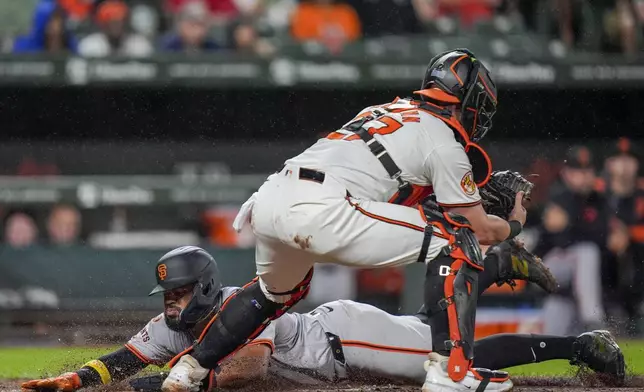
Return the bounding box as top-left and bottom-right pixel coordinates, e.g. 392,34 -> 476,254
480,170 -> 534,220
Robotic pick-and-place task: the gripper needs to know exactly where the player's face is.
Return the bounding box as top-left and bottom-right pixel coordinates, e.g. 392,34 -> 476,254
163,284 -> 194,321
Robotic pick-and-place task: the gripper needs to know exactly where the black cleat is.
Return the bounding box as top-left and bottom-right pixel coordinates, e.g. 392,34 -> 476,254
571,330 -> 626,384
488,238 -> 558,293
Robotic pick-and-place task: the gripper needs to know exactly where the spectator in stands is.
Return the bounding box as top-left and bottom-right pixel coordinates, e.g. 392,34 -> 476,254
78,0 -> 153,57
291,0 -> 361,54
160,0 -> 220,53
551,0 -> 584,49
13,0 -> 78,54
46,205 -> 82,246
596,0 -> 638,54
166,0 -> 240,22
536,146 -> 622,335
229,19 -> 276,56
602,138 -> 644,334
3,210 -> 38,249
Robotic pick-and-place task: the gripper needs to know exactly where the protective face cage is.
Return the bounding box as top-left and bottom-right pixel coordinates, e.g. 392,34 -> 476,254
459,62 -> 497,143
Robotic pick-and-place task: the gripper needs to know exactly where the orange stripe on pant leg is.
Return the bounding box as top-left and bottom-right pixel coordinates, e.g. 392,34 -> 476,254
346,198 -> 425,232
340,340 -> 431,355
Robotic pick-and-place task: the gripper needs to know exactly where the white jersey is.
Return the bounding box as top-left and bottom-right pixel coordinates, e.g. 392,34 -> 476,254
285,97 -> 481,207
126,288 -> 431,384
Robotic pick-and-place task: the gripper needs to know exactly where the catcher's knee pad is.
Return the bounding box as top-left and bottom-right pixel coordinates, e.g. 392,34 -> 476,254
173,269 -> 313,369
419,200 -> 484,270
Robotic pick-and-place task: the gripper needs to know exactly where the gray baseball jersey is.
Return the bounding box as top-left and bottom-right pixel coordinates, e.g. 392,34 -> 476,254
126,288 -> 432,384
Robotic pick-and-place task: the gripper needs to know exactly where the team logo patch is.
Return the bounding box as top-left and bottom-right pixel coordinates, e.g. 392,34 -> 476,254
460,171 -> 476,195
157,264 -> 167,281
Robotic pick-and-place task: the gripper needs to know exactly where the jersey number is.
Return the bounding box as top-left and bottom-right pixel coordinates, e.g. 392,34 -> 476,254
326,110 -> 419,141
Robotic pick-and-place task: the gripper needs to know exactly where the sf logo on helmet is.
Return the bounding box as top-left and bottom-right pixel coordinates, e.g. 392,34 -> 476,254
157,264 -> 168,281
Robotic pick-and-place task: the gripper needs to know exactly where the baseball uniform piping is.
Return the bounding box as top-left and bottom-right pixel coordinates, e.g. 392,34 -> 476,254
340,340 -> 431,355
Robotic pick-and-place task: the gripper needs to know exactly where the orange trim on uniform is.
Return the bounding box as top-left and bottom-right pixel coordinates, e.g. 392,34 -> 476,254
438,200 -> 482,208
124,343 -> 153,365
197,278 -> 257,343
428,220 -> 451,240
450,54 -> 469,86
341,340 -> 431,355
168,279 -> 259,368
477,74 -> 497,103
465,142 -> 493,187
346,197 -> 425,232
442,212 -> 474,232
246,339 -> 275,353
326,131 -> 345,140
208,370 -> 216,392
413,88 -> 460,103
470,368 -> 510,382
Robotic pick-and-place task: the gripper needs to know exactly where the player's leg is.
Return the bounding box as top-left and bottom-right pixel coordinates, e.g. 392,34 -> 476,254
473,331 -> 625,383
542,248 -> 577,335
570,242 -> 606,330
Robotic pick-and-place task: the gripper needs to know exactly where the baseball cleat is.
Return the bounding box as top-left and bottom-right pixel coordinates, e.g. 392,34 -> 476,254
161,355 -> 209,392
490,238 -> 558,293
571,330 -> 626,383
422,352 -> 513,392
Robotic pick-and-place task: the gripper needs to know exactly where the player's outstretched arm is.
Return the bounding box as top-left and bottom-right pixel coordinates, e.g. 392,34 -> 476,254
21,347 -> 148,391
446,192 -> 526,245
215,343 -> 272,388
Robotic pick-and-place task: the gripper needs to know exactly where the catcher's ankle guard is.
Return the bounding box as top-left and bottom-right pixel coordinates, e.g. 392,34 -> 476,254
170,270 -> 313,369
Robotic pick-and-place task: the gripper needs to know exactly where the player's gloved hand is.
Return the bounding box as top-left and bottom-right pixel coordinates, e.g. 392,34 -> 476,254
480,170 -> 533,220
21,372 -> 81,391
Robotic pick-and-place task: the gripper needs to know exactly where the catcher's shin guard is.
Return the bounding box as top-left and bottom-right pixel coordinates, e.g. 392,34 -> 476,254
169,269 -> 313,370
421,202 -> 484,382
445,257 -> 481,382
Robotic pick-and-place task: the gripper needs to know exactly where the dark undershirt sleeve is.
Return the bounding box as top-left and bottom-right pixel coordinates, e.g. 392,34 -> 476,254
76,347 -> 148,388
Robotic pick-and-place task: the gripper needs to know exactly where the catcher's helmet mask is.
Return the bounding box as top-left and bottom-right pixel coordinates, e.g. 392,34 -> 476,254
149,246 -> 223,331
415,48 -> 497,144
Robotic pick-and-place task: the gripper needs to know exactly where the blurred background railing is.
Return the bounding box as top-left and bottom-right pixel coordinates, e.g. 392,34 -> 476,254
0,0 -> 643,346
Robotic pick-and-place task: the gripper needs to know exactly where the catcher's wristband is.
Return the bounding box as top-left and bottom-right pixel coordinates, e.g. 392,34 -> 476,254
507,220 -> 522,240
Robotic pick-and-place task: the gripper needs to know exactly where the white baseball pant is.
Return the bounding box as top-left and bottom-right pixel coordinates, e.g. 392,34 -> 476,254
240,165 -> 450,302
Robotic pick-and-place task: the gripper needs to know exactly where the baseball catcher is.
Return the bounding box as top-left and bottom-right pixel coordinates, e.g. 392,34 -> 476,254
21,246 -> 625,392
151,48 -> 535,392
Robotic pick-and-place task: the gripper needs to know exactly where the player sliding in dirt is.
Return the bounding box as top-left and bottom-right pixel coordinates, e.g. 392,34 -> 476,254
21,246 -> 625,392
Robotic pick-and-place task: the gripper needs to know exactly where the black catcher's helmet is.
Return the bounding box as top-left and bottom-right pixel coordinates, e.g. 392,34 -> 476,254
414,49 -> 497,143
149,246 -> 223,331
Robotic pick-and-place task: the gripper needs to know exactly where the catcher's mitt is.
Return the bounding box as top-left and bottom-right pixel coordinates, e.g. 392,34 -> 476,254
480,170 -> 534,220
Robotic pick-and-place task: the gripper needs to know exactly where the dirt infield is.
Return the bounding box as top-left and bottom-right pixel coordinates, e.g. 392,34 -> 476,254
4,375 -> 643,392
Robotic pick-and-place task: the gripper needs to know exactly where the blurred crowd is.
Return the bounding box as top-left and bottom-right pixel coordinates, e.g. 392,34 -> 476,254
534,138 -> 644,336
2,0 -> 644,57
2,204 -> 83,248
